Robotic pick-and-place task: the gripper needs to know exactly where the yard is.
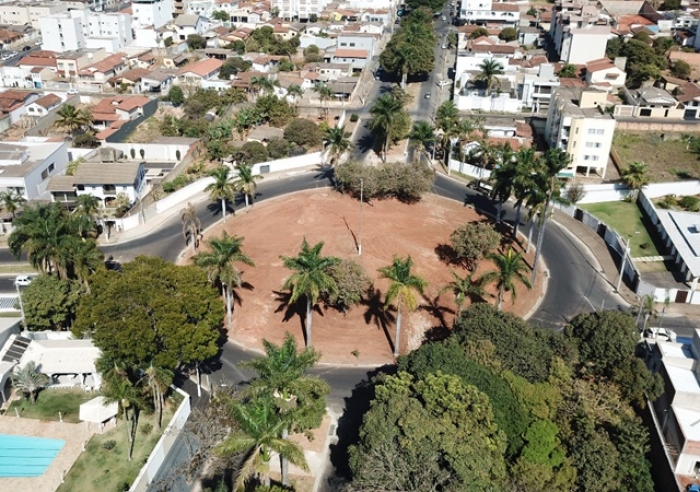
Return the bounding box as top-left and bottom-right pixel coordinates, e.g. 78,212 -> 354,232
580,200 -> 664,258
612,132 -> 700,182
9,388 -> 95,423
56,393 -> 181,492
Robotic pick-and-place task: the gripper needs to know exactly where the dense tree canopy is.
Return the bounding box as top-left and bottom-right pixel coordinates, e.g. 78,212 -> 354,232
22,275 -> 81,331
73,256 -> 223,370
379,8 -> 436,84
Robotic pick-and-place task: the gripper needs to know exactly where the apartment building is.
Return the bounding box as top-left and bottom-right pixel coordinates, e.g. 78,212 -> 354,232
40,11 -> 132,54
132,0 -> 174,29
550,0 -> 610,65
0,141 -> 69,200
545,87 -> 615,178
276,0 -> 333,21
518,63 -> 560,112
0,2 -> 68,29
459,0 -> 520,27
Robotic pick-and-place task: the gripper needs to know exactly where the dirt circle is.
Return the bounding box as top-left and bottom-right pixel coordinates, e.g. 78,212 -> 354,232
181,189 -> 545,365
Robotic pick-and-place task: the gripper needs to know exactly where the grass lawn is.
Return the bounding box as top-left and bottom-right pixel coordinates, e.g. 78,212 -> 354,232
57,395 -> 180,492
9,388 -> 95,423
580,200 -> 664,258
612,132 -> 700,182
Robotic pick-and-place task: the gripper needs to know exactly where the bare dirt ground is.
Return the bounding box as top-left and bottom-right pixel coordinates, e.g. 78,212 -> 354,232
182,190 -> 545,365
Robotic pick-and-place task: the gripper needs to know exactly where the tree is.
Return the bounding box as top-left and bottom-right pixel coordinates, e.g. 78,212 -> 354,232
446,32 -> 458,49
380,17 -> 436,87
205,165 -> 237,221
313,83 -> 334,121
267,138 -> 289,159
481,248 -> 532,310
280,239 -> 340,348
449,221 -> 501,270
324,259 -> 372,312
187,34 -> 207,50
242,333 -> 329,486
378,255 -> 427,356
335,160 -> 434,203
439,269 -> 486,316
11,361 -> 49,404
475,58 -> 504,94
233,162 -> 263,207
322,125 -> 352,166
73,256 -> 223,370
240,141 -> 269,164
435,101 -> 460,162
217,398 -> 308,490
254,95 -> 292,127
660,0 -> 681,9
671,59 -> 691,79
286,83 -> 304,107
368,93 -> 406,162
620,161 -> 649,199
284,118 -> 321,147
194,232 -> 255,330
212,9 -> 229,21
54,104 -> 91,136
181,202 -> 202,253
408,120 -> 436,161
219,57 -> 252,80
233,107 -> 258,139
348,371 -> 507,491
143,364 -> 173,430
73,131 -> 99,149
499,27 -> 517,42
0,190 -> 24,218
21,274 -> 81,331
469,26 -> 489,39
102,364 -> 144,461
557,63 -> 577,78
63,237 -> 103,292
565,182 -> 587,204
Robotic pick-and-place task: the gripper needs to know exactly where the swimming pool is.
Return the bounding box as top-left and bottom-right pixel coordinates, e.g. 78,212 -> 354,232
0,434 -> 65,477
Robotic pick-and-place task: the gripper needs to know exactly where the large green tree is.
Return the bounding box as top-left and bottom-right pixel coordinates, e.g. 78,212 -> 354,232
73,256 -> 223,370
22,274 -> 81,331
449,221 -> 501,271
368,93 -> 409,162
349,371 -> 507,491
322,125 -> 352,167
380,9 -> 436,87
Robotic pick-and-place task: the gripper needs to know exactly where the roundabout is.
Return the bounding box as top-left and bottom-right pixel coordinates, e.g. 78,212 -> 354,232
180,188 -> 546,365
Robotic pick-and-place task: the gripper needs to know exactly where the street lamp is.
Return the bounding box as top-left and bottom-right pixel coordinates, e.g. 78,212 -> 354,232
358,178 -> 363,256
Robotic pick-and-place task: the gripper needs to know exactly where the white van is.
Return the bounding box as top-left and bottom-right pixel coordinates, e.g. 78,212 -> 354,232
14,275 -> 35,287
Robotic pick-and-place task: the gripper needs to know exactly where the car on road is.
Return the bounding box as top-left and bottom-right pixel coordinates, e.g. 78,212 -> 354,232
67,89 -> 78,95
437,80 -> 450,87
442,44 -> 447,49
424,92 -> 431,99
22,46 -> 31,51
441,15 -> 446,20
14,275 -> 35,287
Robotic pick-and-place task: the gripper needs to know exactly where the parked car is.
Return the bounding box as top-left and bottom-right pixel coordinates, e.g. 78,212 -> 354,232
424,92 -> 431,99
14,275 -> 35,287
67,89 -> 78,95
22,46 -> 31,51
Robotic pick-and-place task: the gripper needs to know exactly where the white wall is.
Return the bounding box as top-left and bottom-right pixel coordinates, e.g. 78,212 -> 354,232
455,92 -> 523,113
106,142 -> 194,162
563,31 -> 608,65
448,158 -> 492,179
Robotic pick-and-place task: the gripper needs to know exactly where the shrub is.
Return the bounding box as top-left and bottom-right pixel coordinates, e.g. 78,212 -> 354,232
679,195 -> 700,211
335,161 -> 434,203
267,138 -> 290,159
102,440 -> 117,450
657,195 -> 678,209
241,141 -> 269,164
350,113 -> 359,122
140,423 -> 153,435
162,174 -> 192,193
284,118 -> 321,147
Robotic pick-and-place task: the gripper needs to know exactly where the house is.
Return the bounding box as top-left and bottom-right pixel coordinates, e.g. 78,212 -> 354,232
132,0 -> 173,29
0,140 -> 69,200
176,57 -> 223,87
545,87 -> 615,178
329,48 -> 369,69
77,52 -> 128,87
459,0 -> 520,27
0,89 -> 39,123
112,68 -> 151,92
251,55 -> 284,73
174,14 -> 206,41
47,160 -> 146,209
55,49 -> 109,80
0,66 -> 41,90
276,0 -> 333,21
336,32 -> 377,58
25,93 -> 62,117
140,69 -> 175,93
91,95 -> 152,130
584,57 -> 627,89
518,63 -> 560,112
0,2 -> 68,29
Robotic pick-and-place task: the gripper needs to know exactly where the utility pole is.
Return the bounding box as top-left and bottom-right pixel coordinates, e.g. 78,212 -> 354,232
15,282 -> 25,330
616,236 -> 631,292
358,178 -> 363,256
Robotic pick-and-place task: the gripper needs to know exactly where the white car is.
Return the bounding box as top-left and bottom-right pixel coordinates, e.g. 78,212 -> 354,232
67,89 -> 78,95
437,80 -> 450,87
14,275 -> 35,287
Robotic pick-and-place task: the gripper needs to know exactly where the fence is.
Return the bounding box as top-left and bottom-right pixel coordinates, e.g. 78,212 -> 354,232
25,95 -> 81,137
447,159 -> 492,180
129,386 -> 191,492
103,99 -> 159,143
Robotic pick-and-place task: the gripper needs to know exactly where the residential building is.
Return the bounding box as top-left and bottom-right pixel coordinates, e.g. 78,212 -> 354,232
77,52 -> 128,87
0,2 -> 68,29
0,66 -> 41,90
336,32 -> 377,58
132,0 -> 174,29
140,69 -> 175,93
187,0 -> 214,17
176,57 -> 222,87
518,63 -> 560,112
55,49 -> 109,80
0,141 -> 69,200
329,48 -> 369,69
459,0 -> 520,27
0,89 -> 39,123
613,82 -> 700,121
545,87 -> 615,178
25,93 -> 62,117
550,0 -> 610,65
91,95 -> 152,130
276,0 -> 333,21
40,11 -> 132,54
584,57 -> 627,89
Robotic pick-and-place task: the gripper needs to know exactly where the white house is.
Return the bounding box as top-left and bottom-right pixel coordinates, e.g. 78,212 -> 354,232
329,48 -> 369,70
176,57 -> 223,87
550,0 -> 610,65
173,14 -> 207,41
518,63 -> 560,112
0,140 -> 70,200
585,57 -> 627,89
141,69 -> 175,93
40,10 -> 132,54
25,93 -> 63,118
276,0 -> 333,21
0,89 -> 39,123
336,32 -> 378,59
459,0 -> 520,27
132,0 -> 174,29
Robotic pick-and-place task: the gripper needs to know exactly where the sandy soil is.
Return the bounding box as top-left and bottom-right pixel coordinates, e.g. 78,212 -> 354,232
181,190 -> 545,365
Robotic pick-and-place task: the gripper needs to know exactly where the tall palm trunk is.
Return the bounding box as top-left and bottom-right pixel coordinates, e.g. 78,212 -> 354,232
513,201 -> 523,238
244,193 -> 249,208
305,298 -> 313,348
124,407 -> 133,461
281,427 -> 289,486
393,299 -> 403,357
221,198 -> 227,222
497,288 -> 504,310
224,284 -> 233,330
531,199 -> 550,284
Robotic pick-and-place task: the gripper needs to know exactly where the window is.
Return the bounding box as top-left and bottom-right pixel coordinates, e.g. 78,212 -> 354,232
48,163 -> 55,172
349,42 -> 355,46
585,142 -> 601,148
596,129 -> 604,135
340,42 -> 347,46
583,155 -> 599,162
41,169 -> 48,179
587,128 -> 596,135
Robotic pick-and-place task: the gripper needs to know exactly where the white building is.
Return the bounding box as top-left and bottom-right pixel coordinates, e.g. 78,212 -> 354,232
584,57 -> 627,89
550,0 -> 610,65
545,87 -> 615,178
0,2 -> 68,29
459,0 -> 520,27
132,0 -> 174,29
187,0 -> 215,17
276,0 -> 332,20
518,63 -> 560,112
40,10 -> 132,54
0,141 -> 69,200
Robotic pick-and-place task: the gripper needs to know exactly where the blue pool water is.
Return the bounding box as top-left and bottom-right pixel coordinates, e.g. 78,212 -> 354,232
0,434 -> 65,477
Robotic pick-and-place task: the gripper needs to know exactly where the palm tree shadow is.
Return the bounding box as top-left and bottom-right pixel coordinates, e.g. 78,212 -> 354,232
434,243 -> 461,267
231,280 -> 254,308
313,164 -> 337,188
419,294 -> 454,338
356,128 -> 375,155
206,201 -> 233,218
273,290 -> 306,334
361,287 -> 395,354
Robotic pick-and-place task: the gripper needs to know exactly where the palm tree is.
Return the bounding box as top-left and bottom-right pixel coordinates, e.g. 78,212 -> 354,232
181,202 -> 202,253
11,361 -> 49,404
313,83 -> 334,122
250,76 -> 278,100
322,125 -> 352,166
63,236 -> 104,291
217,398 -> 308,491
456,118 -> 476,172
194,232 -> 255,330
0,191 -> 25,218
621,161 -> 649,200
439,269 -> 486,316
286,83 -> 304,108
377,255 -> 428,356
489,143 -> 517,223
280,238 -> 340,348
475,58 -> 505,95
205,165 -> 237,221
233,162 -> 264,208
54,104 -> 91,136
408,120 -> 436,161
75,193 -> 99,217
481,248 -> 532,310
142,364 -> 174,430
103,366 -> 143,461
368,93 -> 404,162
435,101 -> 460,163
242,333 -> 329,487
233,107 -> 258,140
529,148 -> 571,283
511,147 -> 539,238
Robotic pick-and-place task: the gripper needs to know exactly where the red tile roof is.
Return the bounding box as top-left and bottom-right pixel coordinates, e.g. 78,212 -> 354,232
79,53 -> 126,75
0,90 -> 36,113
333,49 -> 369,58
177,57 -> 223,77
32,93 -> 61,109
18,56 -> 57,68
